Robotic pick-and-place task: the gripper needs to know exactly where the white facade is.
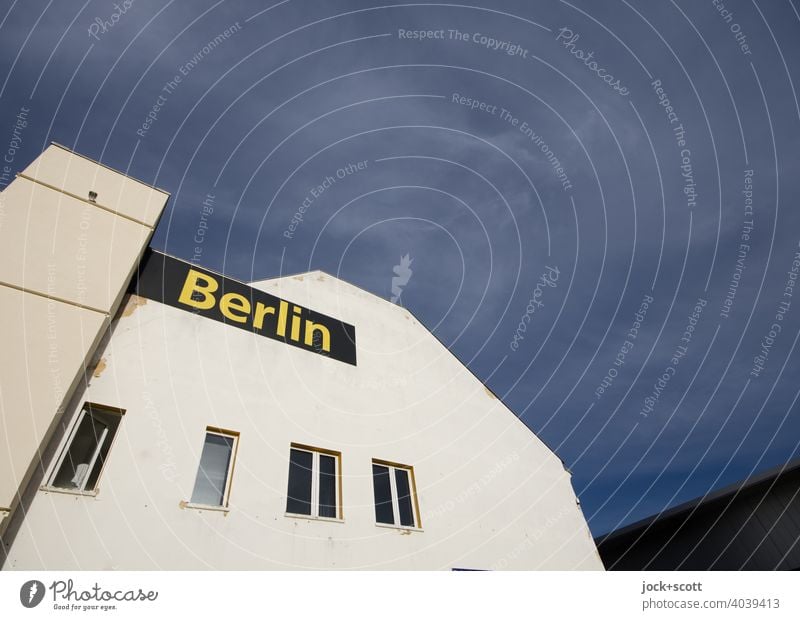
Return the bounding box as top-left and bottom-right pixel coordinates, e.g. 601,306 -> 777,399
1,148 -> 602,570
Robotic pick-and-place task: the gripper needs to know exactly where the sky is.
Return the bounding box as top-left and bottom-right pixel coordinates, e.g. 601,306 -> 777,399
1,0 -> 799,537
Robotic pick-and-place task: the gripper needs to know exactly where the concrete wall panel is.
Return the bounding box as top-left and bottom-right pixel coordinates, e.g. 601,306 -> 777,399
0,287 -> 107,512
21,144 -> 167,227
0,177 -> 150,311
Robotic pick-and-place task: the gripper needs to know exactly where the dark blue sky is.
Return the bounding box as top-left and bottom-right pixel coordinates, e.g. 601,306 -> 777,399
2,0 -> 799,536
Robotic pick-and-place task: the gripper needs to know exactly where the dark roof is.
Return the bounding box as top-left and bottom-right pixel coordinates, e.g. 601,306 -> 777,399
596,456 -> 800,545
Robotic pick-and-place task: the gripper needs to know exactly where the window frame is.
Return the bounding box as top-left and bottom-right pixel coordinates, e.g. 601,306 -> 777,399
371,459 -> 421,530
285,443 -> 343,521
43,403 -> 125,496
185,426 -> 240,511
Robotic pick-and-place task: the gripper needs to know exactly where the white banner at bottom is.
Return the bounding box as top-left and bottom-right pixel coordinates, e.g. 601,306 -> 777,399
0,571 -> 796,619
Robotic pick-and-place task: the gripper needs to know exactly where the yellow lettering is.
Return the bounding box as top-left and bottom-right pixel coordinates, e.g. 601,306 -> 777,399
220,293 -> 250,323
178,269 -> 218,310
176,273 -> 333,355
304,322 -> 331,352
290,306 -> 302,341
276,300 -> 289,337
253,302 -> 275,330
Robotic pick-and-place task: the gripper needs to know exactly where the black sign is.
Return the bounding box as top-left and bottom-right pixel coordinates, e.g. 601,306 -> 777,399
132,250 -> 357,365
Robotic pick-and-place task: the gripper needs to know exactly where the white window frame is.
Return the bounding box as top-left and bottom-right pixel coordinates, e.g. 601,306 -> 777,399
372,460 -> 421,530
285,444 -> 342,521
186,427 -> 239,511
44,403 -> 124,495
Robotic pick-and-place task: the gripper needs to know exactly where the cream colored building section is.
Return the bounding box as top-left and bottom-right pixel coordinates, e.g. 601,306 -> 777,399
20,143 -> 165,227
4,271 -> 603,570
0,287 -> 107,506
0,177 -> 152,311
0,144 -> 168,536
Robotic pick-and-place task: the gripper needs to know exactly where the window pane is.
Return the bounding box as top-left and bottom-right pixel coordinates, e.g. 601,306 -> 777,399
84,411 -> 120,490
190,433 -> 233,506
286,448 -> 313,515
395,468 -> 415,527
318,454 -> 337,518
372,464 -> 394,524
52,410 -> 113,490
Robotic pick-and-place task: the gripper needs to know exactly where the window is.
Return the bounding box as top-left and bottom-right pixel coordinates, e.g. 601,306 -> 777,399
286,445 -> 341,519
48,403 -> 124,493
190,428 -> 238,507
372,460 -> 420,528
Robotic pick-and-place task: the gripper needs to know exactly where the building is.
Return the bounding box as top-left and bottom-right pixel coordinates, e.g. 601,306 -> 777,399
596,459 -> 800,570
0,145 -> 602,570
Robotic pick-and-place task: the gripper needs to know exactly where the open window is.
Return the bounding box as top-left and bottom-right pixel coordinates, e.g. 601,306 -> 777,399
189,428 -> 239,508
47,403 -> 124,493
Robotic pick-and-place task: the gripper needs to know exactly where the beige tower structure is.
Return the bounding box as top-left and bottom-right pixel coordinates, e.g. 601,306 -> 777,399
0,144 -> 169,539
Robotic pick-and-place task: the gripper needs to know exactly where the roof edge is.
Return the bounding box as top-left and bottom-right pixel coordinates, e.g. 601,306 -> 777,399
595,456 -> 800,544
49,142 -> 171,196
